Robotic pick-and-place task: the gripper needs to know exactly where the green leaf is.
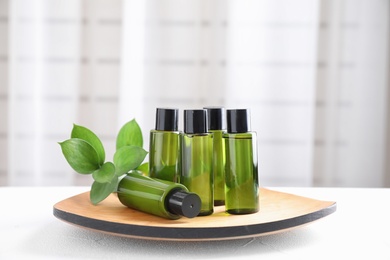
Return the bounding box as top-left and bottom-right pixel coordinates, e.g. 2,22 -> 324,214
116,119 -> 143,150
71,124 -> 105,166
90,179 -> 118,205
113,146 -> 148,176
59,138 -> 100,174
136,162 -> 149,175
92,162 -> 116,183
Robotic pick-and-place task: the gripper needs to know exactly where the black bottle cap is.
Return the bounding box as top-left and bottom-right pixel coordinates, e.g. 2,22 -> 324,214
184,109 -> 208,134
204,107 -> 226,130
155,108 -> 178,131
226,109 -> 251,133
167,190 -> 201,218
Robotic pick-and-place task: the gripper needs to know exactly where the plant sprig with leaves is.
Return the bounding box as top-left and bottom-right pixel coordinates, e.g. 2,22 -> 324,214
59,119 -> 148,205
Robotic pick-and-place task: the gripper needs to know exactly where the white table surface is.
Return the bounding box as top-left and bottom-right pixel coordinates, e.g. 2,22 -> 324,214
1,186 -> 389,259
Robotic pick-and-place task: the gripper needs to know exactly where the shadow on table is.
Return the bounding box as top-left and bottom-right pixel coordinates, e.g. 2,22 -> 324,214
22,221 -> 317,259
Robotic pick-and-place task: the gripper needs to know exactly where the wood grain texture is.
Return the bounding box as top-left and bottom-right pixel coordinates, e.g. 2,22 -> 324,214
53,188 -> 336,241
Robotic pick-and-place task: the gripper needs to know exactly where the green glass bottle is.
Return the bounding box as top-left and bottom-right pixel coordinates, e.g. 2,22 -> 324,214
117,172 -> 201,220
149,108 -> 181,182
181,109 -> 214,216
223,109 -> 259,215
204,106 -> 226,206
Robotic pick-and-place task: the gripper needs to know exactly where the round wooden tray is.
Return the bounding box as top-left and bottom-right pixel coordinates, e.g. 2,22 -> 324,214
53,188 -> 336,241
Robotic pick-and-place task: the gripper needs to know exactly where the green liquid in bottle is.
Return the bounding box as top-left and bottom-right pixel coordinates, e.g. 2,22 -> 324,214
149,130 -> 180,182
224,132 -> 259,214
204,106 -> 226,206
210,130 -> 225,206
181,133 -> 214,216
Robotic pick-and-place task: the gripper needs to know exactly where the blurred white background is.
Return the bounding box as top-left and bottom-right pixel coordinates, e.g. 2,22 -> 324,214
0,0 -> 389,187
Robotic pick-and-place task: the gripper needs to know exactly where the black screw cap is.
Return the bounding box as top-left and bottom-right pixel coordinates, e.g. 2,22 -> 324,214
184,109 -> 208,134
204,106 -> 226,131
155,108 -> 178,131
167,190 -> 201,218
226,109 -> 251,133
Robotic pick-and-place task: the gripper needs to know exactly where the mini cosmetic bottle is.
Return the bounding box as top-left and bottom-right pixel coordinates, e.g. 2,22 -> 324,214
149,108 -> 181,182
204,106 -> 226,206
117,172 -> 201,220
181,109 -> 214,216
223,109 -> 259,214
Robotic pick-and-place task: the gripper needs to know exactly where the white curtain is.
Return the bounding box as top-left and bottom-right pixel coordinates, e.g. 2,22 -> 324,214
0,0 -> 389,187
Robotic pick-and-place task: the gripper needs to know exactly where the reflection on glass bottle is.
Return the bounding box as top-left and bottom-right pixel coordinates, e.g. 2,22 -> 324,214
117,171 -> 201,220
149,108 -> 181,182
204,106 -> 226,206
223,109 -> 259,214
181,109 -> 214,216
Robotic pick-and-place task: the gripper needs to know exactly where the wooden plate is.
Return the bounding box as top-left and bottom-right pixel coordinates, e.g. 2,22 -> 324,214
53,188 -> 336,241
